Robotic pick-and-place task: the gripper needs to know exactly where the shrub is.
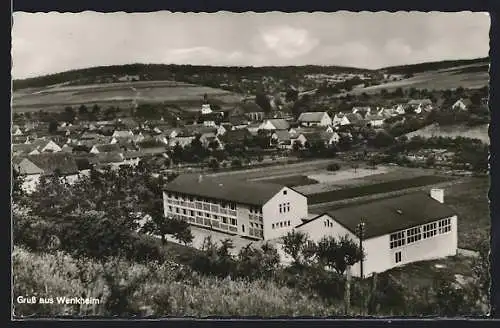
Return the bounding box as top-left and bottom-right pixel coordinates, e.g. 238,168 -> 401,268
327,163 -> 341,172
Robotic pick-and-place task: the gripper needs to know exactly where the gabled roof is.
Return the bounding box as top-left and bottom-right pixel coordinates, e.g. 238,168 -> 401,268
298,112 -> 328,122
93,143 -> 121,153
221,129 -> 252,142
164,174 -> 287,206
88,152 -> 124,165
232,100 -> 264,114
365,113 -> 385,121
273,130 -> 291,141
408,99 -> 433,105
26,153 -> 79,175
300,192 -> 456,239
266,119 -> 290,130
454,98 -> 473,106
345,113 -> 364,124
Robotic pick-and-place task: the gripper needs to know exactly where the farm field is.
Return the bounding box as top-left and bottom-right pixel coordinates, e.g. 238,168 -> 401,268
350,63 -> 488,95
405,123 -> 489,144
306,175 -> 455,205
12,80 -> 243,112
442,177 -> 490,250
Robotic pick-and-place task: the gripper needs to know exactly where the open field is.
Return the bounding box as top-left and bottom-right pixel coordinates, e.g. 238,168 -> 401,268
12,80 -> 243,112
253,175 -> 319,187
442,177 -> 489,250
406,123 -> 489,144
307,175 -> 455,205
350,63 -> 488,95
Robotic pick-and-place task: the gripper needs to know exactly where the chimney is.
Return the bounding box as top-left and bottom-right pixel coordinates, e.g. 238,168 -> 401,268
430,188 -> 444,203
198,174 -> 203,183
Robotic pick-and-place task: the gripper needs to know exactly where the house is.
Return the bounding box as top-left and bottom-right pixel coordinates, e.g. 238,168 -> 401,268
13,153 -> 80,193
88,152 -> 125,169
271,130 -> 292,149
295,189 -> 457,277
163,174 -> 308,240
408,99 -> 433,113
345,113 -> 365,126
199,132 -> 222,149
365,113 -> 385,128
259,119 -> 290,131
228,115 -> 250,129
302,131 -> 340,147
452,98 -> 473,111
201,104 -> 213,115
220,129 -> 253,147
289,133 -> 308,148
332,113 -> 351,126
90,143 -> 122,154
169,134 -> 196,148
246,123 -> 262,136
393,104 -> 407,115
297,112 -> 332,127
231,100 -> 265,122
12,125 -> 23,136
112,130 -> 134,139
12,139 -> 62,156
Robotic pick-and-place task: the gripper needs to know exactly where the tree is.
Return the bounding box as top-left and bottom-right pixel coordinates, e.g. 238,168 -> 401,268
315,235 -> 363,275
207,157 -> 220,171
48,120 -> 59,134
282,230 -> 309,266
255,93 -> 272,113
78,104 -> 88,115
231,158 -> 242,169
285,89 -> 299,103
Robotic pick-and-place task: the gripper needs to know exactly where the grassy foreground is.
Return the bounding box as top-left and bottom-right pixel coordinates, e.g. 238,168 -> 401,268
12,246 -> 338,318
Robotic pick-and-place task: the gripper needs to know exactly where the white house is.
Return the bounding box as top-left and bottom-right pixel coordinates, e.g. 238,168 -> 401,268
452,98 -> 473,111
365,114 -> 385,128
297,112 -> 332,127
112,130 -> 134,139
259,119 -> 290,131
332,113 -> 351,126
163,174 -> 308,241
12,125 -> 23,136
408,99 -> 433,113
295,189 -> 457,278
201,104 -> 213,115
12,153 -> 80,193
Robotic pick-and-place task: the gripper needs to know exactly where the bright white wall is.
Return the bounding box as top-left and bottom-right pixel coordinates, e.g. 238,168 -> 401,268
262,187 -> 308,240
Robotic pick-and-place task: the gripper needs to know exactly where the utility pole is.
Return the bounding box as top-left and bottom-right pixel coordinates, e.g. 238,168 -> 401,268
356,220 -> 366,315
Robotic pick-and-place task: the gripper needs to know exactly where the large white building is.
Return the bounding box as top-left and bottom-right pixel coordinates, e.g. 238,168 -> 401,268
163,174 -> 308,240
295,189 -> 458,277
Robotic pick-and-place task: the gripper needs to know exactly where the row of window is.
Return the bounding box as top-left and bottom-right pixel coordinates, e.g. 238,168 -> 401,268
166,193 -> 237,210
272,220 -> 291,229
167,207 -> 237,226
389,218 -> 453,249
249,222 -> 264,229
279,202 -> 290,214
174,214 -> 239,233
249,206 -> 263,214
324,220 -> 334,227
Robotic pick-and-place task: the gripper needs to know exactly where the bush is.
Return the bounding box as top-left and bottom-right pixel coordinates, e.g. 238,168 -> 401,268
231,158 -> 242,168
327,163 -> 341,172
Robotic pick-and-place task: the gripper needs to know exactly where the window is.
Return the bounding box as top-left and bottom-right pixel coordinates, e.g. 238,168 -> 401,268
395,251 -> 402,263
222,217 -> 228,224
175,208 -> 179,213
190,210 -> 194,216
407,226 -> 422,244
272,223 -> 275,229
288,220 -> 291,226
242,224 -> 245,233
205,213 -> 210,217
423,222 -> 437,239
287,202 -> 290,212
438,218 -> 451,234
283,190 -> 287,195
168,206 -> 172,212
279,204 -> 283,213
231,218 -> 237,226
390,231 -> 406,249
198,211 -> 202,216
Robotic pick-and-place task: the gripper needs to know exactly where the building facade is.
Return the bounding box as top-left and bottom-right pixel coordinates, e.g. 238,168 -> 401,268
163,174 -> 308,240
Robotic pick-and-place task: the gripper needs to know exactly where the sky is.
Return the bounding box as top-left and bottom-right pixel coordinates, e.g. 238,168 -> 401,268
12,11 -> 490,79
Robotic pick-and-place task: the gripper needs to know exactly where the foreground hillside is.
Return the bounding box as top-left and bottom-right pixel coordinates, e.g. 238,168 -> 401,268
405,123 -> 489,144
12,246 -> 335,317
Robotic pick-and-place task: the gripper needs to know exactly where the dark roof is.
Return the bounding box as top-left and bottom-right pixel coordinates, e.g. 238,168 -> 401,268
233,101 -> 264,114
221,129 -> 252,142
94,143 -> 121,153
26,153 -> 79,175
164,174 -> 285,206
88,153 -> 124,165
301,192 -> 456,239
298,112 -> 328,122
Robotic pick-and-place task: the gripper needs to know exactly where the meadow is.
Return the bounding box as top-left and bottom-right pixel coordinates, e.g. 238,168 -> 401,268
12,80 -> 242,113
405,124 -> 489,144
351,63 -> 489,94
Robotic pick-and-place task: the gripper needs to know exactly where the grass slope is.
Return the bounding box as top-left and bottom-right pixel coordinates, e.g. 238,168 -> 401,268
405,124 -> 489,144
